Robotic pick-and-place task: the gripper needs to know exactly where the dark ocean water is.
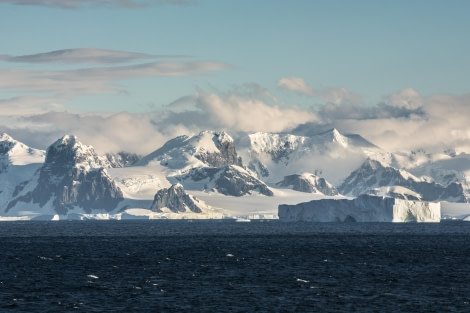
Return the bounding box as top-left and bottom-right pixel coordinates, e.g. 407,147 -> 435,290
1,220 -> 470,312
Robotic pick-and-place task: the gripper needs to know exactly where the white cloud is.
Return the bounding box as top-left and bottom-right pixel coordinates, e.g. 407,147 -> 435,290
277,77 -> 315,96
1,88 -> 317,154
0,96 -> 66,115
277,76 -> 361,105
302,88 -> 470,154
3,111 -> 168,154
192,91 -> 317,133
387,87 -> 422,110
2,86 -> 470,159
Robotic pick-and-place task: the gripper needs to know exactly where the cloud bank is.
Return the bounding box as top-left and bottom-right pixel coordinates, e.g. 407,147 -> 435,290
295,88 -> 470,154
1,63 -> 469,160
0,89 -> 317,154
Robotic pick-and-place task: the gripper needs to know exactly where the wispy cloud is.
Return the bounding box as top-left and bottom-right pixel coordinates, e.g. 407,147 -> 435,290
0,48 -> 187,64
0,0 -> 193,9
0,60 -> 229,96
277,76 -> 362,105
0,96 -> 66,115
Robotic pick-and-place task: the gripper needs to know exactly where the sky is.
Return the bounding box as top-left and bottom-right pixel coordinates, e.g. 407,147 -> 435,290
1,0 -> 470,155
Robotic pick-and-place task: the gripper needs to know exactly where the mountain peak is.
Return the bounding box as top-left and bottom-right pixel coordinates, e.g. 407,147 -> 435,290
0,132 -> 15,142
0,133 -> 16,155
137,130 -> 242,168
318,128 -> 348,147
0,133 -> 45,165
46,135 -> 110,169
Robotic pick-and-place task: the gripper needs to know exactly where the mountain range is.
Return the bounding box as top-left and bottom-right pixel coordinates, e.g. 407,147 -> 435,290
1,129 -> 469,220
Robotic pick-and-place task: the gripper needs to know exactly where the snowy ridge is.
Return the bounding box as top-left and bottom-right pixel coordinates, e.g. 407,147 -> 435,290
339,159 -> 467,202
0,133 -> 45,168
136,130 -> 241,169
240,128 -> 382,184
169,165 -> 273,197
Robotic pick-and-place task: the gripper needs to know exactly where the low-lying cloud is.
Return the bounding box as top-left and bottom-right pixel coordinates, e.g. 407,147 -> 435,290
1,89 -> 317,154
296,87 -> 470,154
1,80 -> 470,160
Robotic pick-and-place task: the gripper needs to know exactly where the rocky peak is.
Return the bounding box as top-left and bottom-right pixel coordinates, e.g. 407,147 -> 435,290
171,165 -> 273,197
276,173 -> 338,195
105,152 -> 141,168
339,158 -> 467,202
7,135 -> 124,214
0,133 -> 15,154
196,131 -> 243,167
46,135 -> 111,169
150,184 -> 203,213
137,130 -> 243,168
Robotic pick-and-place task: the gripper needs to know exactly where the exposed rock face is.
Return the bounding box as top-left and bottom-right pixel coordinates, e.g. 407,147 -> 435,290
150,184 -> 202,213
0,136 -> 15,173
276,173 -> 338,195
9,135 -> 123,214
106,152 -> 141,168
278,194 -> 441,222
339,159 -> 466,202
136,131 -> 242,168
171,165 -> 273,197
196,131 -> 243,167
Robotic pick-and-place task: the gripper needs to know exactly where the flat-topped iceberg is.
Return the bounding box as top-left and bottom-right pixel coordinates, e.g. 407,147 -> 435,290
278,195 -> 441,222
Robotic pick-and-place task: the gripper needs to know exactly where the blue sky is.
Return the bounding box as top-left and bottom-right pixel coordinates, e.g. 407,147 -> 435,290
1,0 -> 470,153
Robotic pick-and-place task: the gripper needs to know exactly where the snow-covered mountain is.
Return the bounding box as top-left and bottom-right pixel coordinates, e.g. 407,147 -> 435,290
150,183 -> 204,213
1,129 -> 470,221
0,134 -> 45,213
169,165 -> 273,196
136,130 -> 242,169
338,159 -> 466,202
6,135 -> 124,215
0,133 -> 45,171
133,130 -> 271,197
238,128 -> 383,185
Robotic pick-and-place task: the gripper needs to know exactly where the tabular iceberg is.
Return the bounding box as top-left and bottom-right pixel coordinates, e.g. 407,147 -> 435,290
278,195 -> 441,222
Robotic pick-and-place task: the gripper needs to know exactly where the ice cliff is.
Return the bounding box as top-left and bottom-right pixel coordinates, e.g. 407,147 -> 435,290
278,195 -> 441,222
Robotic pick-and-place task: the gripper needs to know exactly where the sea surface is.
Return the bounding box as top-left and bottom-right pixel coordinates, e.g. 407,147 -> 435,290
1,220 -> 470,312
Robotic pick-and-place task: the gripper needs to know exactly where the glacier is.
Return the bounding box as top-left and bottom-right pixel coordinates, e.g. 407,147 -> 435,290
278,195 -> 441,222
